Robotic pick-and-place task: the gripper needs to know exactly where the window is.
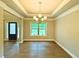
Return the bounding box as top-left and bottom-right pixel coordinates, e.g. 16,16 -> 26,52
31,22 -> 46,36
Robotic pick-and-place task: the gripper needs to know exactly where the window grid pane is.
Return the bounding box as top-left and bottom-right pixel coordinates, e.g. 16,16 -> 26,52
39,23 -> 46,36
39,30 -> 46,36
31,22 -> 46,36
31,23 -> 38,36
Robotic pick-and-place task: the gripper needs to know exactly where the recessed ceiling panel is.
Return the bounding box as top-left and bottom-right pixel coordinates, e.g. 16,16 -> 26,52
19,0 -> 63,14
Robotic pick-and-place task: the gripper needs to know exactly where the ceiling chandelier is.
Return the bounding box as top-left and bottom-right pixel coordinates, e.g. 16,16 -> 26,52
33,1 -> 47,22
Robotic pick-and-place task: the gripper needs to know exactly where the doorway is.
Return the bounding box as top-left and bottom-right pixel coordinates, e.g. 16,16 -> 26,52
8,22 -> 17,41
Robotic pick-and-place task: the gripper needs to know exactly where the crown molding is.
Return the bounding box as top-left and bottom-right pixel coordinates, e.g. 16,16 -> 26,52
51,0 -> 71,16
56,4 -> 79,19
0,0 -> 23,18
12,0 -> 28,16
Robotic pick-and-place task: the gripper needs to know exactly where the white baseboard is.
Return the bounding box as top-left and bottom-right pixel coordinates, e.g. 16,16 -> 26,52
55,41 -> 77,58
24,39 -> 55,42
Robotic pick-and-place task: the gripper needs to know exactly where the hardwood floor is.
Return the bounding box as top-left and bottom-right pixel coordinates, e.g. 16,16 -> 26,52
4,41 -> 72,58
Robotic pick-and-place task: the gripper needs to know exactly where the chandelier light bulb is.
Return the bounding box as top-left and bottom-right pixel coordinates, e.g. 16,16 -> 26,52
38,14 -> 42,18
33,16 -> 36,19
41,18 -> 44,21
33,16 -> 38,21
43,16 -> 47,20
35,17 -> 38,21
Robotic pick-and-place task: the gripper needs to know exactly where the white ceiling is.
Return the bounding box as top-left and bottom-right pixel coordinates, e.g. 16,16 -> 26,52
1,0 -> 79,18
19,0 -> 62,14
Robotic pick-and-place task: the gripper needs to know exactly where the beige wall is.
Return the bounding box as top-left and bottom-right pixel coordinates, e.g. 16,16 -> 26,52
0,6 -> 3,57
0,6 -> 23,57
3,10 -> 56,42
3,10 -> 23,42
23,18 -> 56,41
56,9 -> 79,57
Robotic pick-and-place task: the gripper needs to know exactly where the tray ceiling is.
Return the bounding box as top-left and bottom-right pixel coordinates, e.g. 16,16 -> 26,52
19,0 -> 62,14
1,0 -> 79,18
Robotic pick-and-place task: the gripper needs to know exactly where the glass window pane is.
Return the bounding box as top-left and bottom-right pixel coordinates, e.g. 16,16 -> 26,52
31,22 -> 38,36
31,29 -> 38,36
39,23 -> 46,29
39,30 -> 46,36
10,23 -> 16,34
32,23 -> 38,28
39,22 -> 46,36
